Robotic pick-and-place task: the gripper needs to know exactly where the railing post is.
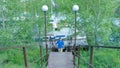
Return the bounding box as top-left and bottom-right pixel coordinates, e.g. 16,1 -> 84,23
89,46 -> 93,68
23,47 -> 28,68
78,45 -> 80,68
39,45 -> 42,68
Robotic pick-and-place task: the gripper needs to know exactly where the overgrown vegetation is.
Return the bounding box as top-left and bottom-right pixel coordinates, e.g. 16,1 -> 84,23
75,48 -> 120,68
0,45 -> 46,68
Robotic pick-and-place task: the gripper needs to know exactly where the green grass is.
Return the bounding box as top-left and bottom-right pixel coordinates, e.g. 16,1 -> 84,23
75,48 -> 120,68
0,45 -> 46,68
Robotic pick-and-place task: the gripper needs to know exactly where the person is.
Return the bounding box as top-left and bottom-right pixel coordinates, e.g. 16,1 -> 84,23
56,38 -> 64,52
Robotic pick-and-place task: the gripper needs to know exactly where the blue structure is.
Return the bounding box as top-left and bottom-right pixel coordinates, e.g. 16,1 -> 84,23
55,35 -> 65,39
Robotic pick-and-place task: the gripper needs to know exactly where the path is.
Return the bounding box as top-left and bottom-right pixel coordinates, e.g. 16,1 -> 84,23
47,52 -> 74,68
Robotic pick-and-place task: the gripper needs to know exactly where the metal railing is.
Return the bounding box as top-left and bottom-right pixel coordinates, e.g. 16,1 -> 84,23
0,44 -> 49,68
73,45 -> 120,68
1,42 -> 120,68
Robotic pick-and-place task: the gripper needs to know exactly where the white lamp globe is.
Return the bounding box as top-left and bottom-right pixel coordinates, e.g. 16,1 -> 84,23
73,5 -> 79,11
42,5 -> 48,12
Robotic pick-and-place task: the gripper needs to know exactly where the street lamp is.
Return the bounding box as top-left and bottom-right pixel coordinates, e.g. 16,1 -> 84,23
42,5 -> 48,12
42,5 -> 48,61
72,5 -> 79,64
73,5 -> 79,12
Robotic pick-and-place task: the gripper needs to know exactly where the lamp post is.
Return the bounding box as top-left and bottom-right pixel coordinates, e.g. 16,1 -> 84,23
42,5 -> 48,62
72,5 -> 79,64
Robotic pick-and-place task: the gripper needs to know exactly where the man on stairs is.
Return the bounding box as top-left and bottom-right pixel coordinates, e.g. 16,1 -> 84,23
56,38 -> 64,52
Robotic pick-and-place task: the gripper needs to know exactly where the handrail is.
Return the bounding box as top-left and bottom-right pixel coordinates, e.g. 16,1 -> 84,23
0,44 -> 49,68
0,46 -> 23,50
0,44 -> 38,50
73,45 -> 120,68
74,52 -> 94,68
1,45 -> 120,68
79,45 -> 120,49
29,54 -> 48,67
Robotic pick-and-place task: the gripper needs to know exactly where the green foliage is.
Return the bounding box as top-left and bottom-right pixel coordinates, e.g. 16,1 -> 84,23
0,45 -> 46,68
93,49 -> 120,68
0,0 -> 119,46
7,49 -> 24,64
75,48 -> 120,68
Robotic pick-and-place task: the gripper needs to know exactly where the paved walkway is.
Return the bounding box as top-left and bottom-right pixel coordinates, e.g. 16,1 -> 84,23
47,52 -> 74,68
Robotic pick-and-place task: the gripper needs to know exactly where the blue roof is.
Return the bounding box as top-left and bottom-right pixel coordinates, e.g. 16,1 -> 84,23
55,35 -> 65,37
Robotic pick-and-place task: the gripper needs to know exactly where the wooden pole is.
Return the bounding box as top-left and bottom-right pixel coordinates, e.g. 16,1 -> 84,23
23,47 -> 28,68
